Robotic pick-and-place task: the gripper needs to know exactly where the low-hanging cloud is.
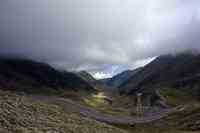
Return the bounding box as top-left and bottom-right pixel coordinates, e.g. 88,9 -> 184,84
0,0 -> 200,76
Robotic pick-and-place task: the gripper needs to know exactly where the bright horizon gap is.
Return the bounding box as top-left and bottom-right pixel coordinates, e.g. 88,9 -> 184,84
91,56 -> 157,80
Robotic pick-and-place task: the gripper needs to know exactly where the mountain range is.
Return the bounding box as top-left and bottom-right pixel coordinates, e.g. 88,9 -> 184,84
100,68 -> 143,88
75,52 -> 200,100
0,58 -> 95,94
119,52 -> 200,96
0,51 -> 200,106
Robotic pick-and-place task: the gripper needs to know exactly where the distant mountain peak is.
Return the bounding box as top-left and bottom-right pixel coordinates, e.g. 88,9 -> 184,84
120,52 -> 200,95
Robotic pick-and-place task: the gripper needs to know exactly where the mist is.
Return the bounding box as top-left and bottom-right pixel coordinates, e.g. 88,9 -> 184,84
0,0 -> 200,78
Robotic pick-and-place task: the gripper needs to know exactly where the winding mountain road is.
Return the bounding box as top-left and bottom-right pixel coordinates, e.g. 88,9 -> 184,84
29,95 -> 177,125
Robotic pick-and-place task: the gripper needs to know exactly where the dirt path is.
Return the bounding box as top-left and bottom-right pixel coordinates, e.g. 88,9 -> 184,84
29,95 -> 177,125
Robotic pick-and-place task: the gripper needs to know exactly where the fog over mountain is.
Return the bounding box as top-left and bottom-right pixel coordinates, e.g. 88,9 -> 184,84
0,0 -> 200,78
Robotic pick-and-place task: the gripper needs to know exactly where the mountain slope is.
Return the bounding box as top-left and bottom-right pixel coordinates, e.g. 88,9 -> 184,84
77,71 -> 96,83
0,90 -> 127,133
102,68 -> 143,88
120,52 -> 200,96
0,58 -> 95,94
76,71 -> 116,91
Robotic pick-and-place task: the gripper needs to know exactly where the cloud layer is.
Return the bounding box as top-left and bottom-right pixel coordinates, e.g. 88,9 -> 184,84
0,0 -> 200,77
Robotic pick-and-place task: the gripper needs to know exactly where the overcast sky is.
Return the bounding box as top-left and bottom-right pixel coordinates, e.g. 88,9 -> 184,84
0,0 -> 200,79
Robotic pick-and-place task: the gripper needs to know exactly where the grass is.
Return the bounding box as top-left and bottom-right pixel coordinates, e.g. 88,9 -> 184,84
2,88 -> 198,133
82,92 -> 131,116
0,90 -> 128,133
110,95 -> 200,133
112,123 -> 198,133
159,88 -> 196,106
58,89 -> 200,133
155,102 -> 200,130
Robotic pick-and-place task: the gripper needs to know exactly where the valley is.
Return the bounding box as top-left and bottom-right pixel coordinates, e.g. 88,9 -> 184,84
1,1 -> 200,132
0,53 -> 200,133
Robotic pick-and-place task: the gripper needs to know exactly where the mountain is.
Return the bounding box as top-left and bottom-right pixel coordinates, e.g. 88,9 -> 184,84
101,68 -> 143,88
76,71 -> 115,91
77,71 -> 96,83
0,58 -> 95,94
77,68 -> 143,91
119,52 -> 200,96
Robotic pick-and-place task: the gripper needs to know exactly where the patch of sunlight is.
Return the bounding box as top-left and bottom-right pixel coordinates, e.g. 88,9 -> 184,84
83,96 -> 105,108
92,92 -> 107,99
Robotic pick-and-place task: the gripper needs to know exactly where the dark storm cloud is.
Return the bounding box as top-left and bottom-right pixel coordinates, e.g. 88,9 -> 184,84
0,0 -> 200,75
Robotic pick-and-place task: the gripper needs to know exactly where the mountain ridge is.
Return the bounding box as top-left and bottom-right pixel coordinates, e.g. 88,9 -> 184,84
101,68 -> 143,88
0,57 -> 96,94
119,52 -> 200,96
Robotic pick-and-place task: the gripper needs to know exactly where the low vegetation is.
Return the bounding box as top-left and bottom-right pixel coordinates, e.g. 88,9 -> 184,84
82,92 -> 132,116
155,102 -> 200,131
159,88 -> 196,106
0,90 -> 127,133
113,103 -> 200,133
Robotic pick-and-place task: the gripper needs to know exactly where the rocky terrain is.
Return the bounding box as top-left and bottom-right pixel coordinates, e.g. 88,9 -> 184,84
0,90 -> 127,133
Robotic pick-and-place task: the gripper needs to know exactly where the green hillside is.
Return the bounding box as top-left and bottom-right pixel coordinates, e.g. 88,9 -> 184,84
0,58 -> 96,94
120,53 -> 200,94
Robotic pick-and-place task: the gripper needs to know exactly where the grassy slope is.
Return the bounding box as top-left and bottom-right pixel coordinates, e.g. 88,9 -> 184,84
0,88 -> 199,133
127,89 -> 200,133
0,90 -> 127,133
0,58 -> 96,94
120,53 -> 200,96
81,92 -> 133,116
79,88 -> 200,133
113,103 -> 200,133
154,103 -> 200,131
159,88 -> 197,106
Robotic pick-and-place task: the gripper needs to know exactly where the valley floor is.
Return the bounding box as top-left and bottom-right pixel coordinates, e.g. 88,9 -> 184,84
0,90 -> 127,133
29,95 -> 176,125
0,90 -> 199,133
